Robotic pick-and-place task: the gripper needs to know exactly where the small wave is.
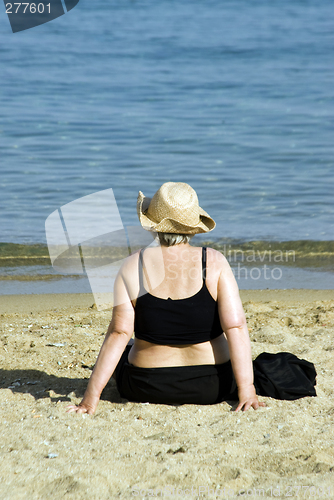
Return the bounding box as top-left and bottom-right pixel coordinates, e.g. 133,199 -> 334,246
201,239 -> 334,269
1,240 -> 333,272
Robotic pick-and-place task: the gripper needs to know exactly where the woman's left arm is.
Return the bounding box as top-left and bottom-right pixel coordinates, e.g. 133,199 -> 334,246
67,272 -> 135,415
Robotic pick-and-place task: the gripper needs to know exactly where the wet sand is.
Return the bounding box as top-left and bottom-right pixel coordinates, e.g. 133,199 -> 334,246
0,290 -> 333,499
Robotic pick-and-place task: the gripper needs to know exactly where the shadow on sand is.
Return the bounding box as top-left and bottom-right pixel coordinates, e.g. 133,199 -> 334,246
0,368 -> 123,404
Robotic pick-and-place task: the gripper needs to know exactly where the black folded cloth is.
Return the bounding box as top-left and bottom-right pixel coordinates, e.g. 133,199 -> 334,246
253,352 -> 317,400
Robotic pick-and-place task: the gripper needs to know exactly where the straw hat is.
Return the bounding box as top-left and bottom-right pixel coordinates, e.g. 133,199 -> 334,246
137,182 -> 216,234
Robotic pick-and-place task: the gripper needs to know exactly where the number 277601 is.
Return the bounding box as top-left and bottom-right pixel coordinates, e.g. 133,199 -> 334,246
6,3 -> 51,14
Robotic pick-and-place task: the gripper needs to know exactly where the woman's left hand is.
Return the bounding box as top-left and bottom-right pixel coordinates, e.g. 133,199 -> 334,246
66,394 -> 100,415
235,384 -> 266,412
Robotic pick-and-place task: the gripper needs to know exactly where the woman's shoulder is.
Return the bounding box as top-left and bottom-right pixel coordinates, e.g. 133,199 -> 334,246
119,249 -> 140,276
204,247 -> 235,287
206,247 -> 229,267
118,247 -> 161,279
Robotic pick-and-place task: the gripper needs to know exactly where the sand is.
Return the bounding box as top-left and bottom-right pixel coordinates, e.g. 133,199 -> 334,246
0,290 -> 334,499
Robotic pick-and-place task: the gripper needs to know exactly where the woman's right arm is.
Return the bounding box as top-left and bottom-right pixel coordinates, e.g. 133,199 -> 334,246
216,252 -> 265,411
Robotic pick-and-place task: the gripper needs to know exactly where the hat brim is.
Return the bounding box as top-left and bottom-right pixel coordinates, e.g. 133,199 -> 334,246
137,191 -> 216,234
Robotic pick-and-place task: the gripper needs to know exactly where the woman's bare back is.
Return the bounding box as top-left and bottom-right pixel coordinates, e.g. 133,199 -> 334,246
121,244 -> 231,368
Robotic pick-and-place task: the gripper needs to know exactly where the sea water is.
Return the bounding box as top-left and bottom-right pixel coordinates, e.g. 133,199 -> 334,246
0,0 -> 333,292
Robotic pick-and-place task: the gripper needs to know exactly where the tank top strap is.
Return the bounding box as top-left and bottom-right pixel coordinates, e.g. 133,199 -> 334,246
138,249 -> 152,293
202,247 -> 207,282
138,249 -> 145,292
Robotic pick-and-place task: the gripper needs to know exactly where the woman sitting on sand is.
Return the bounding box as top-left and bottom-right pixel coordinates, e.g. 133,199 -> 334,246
67,182 -> 316,415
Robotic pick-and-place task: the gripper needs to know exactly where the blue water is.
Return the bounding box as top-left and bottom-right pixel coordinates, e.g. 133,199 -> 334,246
0,0 -> 333,245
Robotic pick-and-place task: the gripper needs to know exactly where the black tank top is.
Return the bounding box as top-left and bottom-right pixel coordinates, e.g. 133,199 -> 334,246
134,247 -> 223,345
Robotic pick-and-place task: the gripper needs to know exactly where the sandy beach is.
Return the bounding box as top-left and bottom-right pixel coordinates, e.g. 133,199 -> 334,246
1,290 -> 334,499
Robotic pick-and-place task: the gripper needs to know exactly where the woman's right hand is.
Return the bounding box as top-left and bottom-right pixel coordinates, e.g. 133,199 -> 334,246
235,384 -> 266,412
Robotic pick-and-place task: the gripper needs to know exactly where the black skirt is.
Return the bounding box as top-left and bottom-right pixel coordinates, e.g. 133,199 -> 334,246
115,346 -> 316,405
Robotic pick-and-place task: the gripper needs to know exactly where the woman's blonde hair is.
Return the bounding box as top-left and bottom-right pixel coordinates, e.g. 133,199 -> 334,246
157,232 -> 193,247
